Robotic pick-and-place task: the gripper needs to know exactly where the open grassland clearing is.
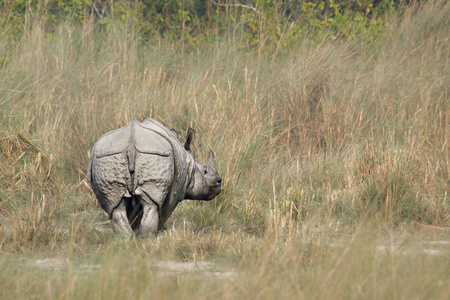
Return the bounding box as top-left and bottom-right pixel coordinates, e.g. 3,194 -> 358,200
0,1 -> 449,299
0,227 -> 448,299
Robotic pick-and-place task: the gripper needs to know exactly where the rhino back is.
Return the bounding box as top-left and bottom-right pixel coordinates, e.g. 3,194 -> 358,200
133,122 -> 172,156
91,123 -> 132,159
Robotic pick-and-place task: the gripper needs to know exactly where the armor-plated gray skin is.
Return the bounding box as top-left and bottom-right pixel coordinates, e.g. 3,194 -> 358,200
87,118 -> 222,238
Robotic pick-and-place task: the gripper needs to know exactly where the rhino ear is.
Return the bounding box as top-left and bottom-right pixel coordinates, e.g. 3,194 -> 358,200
184,128 -> 194,151
208,149 -> 215,164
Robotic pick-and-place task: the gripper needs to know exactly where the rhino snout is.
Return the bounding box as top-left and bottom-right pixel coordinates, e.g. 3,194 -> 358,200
211,178 -> 222,193
209,175 -> 221,188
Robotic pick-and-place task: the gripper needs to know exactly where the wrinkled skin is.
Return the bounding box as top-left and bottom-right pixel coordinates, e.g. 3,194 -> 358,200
88,119 -> 222,238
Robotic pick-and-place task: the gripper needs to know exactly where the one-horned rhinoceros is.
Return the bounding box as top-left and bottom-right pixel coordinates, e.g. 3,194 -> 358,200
87,118 -> 222,238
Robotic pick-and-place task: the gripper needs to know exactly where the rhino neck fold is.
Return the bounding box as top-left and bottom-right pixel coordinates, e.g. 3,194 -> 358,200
185,156 -> 196,197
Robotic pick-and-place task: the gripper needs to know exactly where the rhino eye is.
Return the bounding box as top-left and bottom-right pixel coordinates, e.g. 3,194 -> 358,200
203,169 -> 208,175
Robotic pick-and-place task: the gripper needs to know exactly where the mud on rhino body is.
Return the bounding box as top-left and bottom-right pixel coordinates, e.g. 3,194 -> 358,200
87,118 -> 222,238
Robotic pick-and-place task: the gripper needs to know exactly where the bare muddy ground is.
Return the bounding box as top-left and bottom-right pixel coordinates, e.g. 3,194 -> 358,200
29,238 -> 448,277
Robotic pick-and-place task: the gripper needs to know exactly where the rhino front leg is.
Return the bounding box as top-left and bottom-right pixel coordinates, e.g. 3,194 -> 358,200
138,195 -> 159,239
110,199 -> 133,237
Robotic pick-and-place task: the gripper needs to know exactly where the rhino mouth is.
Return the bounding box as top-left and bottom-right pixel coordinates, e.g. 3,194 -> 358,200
205,185 -> 221,200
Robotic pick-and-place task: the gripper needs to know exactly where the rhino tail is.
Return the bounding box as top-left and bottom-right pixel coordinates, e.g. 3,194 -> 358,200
126,120 -> 138,173
127,119 -> 142,194
127,143 -> 136,173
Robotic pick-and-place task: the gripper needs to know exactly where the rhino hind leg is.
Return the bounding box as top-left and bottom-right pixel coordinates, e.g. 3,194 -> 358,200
125,197 -> 143,231
110,199 -> 133,237
136,193 -> 159,239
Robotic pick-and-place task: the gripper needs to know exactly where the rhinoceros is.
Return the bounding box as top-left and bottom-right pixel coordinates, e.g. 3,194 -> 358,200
87,118 -> 222,238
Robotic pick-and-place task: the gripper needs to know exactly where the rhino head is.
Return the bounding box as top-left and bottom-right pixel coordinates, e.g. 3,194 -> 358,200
183,128 -> 222,201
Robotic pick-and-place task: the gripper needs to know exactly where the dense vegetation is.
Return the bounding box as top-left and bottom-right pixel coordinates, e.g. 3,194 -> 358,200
1,0 -> 410,52
0,1 -> 449,299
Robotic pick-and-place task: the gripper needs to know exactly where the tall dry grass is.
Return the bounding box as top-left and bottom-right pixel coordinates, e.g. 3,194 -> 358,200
0,1 -> 449,299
